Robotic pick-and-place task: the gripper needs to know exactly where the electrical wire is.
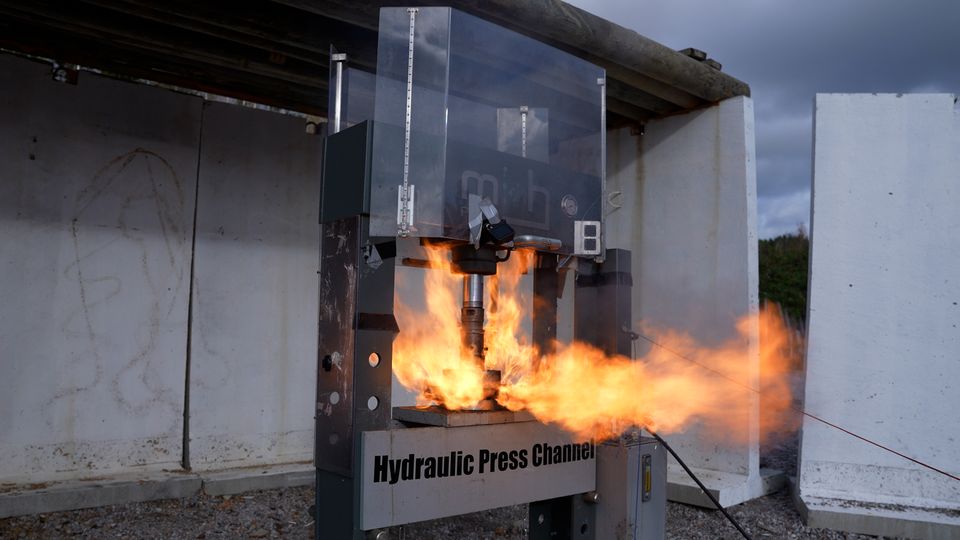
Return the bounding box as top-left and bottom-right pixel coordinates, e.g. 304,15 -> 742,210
649,430 -> 752,540
631,325 -> 751,537
632,331 -> 960,483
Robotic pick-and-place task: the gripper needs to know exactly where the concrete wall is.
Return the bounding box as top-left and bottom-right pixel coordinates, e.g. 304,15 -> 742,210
0,52 -> 763,507
0,55 -> 201,482
0,54 -> 322,484
187,103 -> 321,470
606,97 -> 764,505
799,94 -> 960,529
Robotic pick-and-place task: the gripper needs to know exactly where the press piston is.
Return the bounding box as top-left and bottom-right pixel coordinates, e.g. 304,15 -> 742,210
461,274 -> 485,367
461,274 -> 502,409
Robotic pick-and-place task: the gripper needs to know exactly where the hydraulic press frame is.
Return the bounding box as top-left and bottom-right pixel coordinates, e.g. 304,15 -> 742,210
315,122 -> 666,540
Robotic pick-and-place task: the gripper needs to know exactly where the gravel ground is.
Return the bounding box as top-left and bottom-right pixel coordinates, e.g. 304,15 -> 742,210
0,483 -> 882,540
0,424 -> 885,540
0,485 -> 882,539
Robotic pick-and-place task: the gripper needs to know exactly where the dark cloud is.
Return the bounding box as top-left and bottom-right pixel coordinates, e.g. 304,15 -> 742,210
567,0 -> 960,237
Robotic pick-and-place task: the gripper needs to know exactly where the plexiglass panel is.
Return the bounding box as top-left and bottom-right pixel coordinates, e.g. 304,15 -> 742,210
340,68 -> 376,132
370,7 -> 604,253
327,47 -> 377,135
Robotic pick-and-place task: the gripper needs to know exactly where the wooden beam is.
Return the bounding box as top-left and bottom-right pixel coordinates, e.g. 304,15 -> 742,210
0,0 -> 717,122
606,78 -> 680,117
266,0 -> 702,109
271,0 -> 380,30
0,17 -> 327,115
4,0 -> 678,120
269,0 -> 750,107
606,97 -> 654,123
80,0 -> 379,71
0,0 -> 327,88
79,0 -> 325,67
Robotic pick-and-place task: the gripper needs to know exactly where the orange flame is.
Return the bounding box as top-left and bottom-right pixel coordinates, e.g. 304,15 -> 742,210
393,247 -> 485,409
393,246 -> 800,442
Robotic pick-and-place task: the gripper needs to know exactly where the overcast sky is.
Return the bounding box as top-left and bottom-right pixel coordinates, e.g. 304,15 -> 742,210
566,0 -> 960,238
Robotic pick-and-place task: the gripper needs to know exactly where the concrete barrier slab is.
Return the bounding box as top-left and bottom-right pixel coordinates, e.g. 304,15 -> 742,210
200,464 -> 314,496
0,472 -> 201,519
667,466 -> 785,508
794,490 -> 960,540
0,464 -> 316,518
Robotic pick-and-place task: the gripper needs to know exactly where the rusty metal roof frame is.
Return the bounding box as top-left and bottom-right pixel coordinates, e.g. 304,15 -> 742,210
0,0 -> 749,125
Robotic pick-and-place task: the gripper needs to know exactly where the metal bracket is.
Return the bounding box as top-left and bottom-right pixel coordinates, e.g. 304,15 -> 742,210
468,195 -> 504,248
574,220 -> 602,256
51,61 -> 78,85
396,184 -> 415,234
641,454 -> 653,502
363,242 -> 383,270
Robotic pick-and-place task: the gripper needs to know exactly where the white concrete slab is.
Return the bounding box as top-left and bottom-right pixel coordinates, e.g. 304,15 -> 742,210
0,464 -> 315,518
606,97 -> 764,506
201,463 -> 314,496
667,466 -> 785,508
796,493 -> 960,540
0,54 -> 201,483
187,102 -> 323,470
0,472 -> 202,519
800,93 -> 960,536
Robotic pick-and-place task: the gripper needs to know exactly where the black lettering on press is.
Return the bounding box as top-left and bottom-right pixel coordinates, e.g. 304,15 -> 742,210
496,451 -> 509,471
401,453 -> 415,481
389,457 -> 402,485
374,455 -> 389,483
479,449 -> 491,473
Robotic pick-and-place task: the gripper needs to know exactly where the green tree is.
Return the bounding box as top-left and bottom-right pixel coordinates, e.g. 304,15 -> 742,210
758,226 -> 809,322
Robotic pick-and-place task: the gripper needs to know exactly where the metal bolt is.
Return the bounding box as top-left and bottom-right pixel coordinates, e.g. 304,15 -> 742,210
367,530 -> 389,540
582,491 -> 600,504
